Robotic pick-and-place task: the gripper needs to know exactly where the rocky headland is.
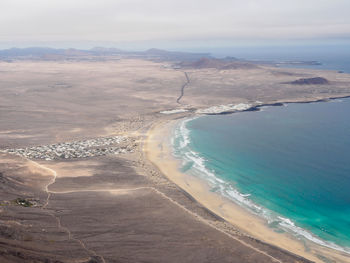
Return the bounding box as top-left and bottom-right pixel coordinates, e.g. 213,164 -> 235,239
287,77 -> 330,85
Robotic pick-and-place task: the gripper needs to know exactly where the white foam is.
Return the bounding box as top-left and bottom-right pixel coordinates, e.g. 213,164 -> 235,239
277,216 -> 350,253
171,117 -> 350,255
330,99 -> 343,103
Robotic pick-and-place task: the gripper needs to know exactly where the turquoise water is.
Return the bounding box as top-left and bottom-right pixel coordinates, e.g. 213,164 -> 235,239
172,98 -> 350,253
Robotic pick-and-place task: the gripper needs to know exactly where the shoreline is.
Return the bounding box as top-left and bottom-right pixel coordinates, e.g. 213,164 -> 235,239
2,57 -> 350,262
199,94 -> 350,115
144,114 -> 350,263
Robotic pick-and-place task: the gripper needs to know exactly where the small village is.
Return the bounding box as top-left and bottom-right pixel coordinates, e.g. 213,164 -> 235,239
1,136 -> 135,160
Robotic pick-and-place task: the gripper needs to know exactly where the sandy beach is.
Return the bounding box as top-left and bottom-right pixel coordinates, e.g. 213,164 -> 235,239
1,58 -> 350,262
145,117 -> 350,263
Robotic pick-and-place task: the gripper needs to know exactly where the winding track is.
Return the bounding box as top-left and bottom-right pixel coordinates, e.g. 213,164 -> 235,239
177,72 -> 190,104
31,159 -> 283,263
30,160 -> 107,263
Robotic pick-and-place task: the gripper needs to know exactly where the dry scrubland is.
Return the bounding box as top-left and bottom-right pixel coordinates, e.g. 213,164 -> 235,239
1,59 -> 350,263
1,59 -> 350,147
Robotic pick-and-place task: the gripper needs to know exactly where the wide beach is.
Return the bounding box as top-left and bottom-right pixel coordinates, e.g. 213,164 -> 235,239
2,57 -> 350,262
145,116 -> 350,263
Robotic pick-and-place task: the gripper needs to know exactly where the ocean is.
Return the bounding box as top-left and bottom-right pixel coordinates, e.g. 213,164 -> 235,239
211,44 -> 350,73
171,53 -> 350,253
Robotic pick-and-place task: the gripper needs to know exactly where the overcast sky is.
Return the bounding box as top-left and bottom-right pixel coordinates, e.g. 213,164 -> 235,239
1,0 -> 350,49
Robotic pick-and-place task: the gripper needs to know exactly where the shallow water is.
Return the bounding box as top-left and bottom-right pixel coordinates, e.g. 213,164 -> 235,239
172,98 -> 350,253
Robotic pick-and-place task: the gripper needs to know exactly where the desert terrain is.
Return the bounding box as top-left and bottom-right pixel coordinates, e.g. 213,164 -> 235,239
1,53 -> 350,262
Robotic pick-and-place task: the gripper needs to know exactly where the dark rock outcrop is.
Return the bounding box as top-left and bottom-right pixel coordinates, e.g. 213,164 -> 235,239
287,77 -> 330,85
180,57 -> 258,70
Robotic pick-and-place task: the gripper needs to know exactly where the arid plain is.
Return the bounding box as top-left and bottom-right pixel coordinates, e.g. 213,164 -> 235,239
1,56 -> 350,263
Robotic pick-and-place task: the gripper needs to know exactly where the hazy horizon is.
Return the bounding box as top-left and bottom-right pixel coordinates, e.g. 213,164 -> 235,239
1,0 -> 350,51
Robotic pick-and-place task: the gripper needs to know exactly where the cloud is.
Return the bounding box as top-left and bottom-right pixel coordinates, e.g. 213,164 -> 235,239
0,0 -> 350,44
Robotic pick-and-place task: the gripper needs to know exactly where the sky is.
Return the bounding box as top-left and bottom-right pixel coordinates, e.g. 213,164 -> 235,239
1,0 -> 350,49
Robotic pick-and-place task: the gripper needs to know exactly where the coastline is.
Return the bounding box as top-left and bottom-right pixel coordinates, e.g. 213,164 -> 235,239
144,116 -> 350,263
2,57 -> 350,262
198,94 -> 350,115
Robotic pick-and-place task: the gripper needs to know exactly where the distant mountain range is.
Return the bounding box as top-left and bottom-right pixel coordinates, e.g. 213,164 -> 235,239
0,47 -> 322,71
0,47 -> 212,61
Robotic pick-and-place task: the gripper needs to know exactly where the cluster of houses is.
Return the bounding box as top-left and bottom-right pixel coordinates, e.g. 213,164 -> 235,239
1,136 -> 134,161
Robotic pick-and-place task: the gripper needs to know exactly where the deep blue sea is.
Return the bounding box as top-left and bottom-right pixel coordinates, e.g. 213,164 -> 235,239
172,50 -> 350,253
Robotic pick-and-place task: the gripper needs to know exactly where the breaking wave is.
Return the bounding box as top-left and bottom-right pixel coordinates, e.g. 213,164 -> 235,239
171,118 -> 350,254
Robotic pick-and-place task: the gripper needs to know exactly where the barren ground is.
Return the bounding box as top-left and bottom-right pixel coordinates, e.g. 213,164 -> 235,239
1,59 -> 350,262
